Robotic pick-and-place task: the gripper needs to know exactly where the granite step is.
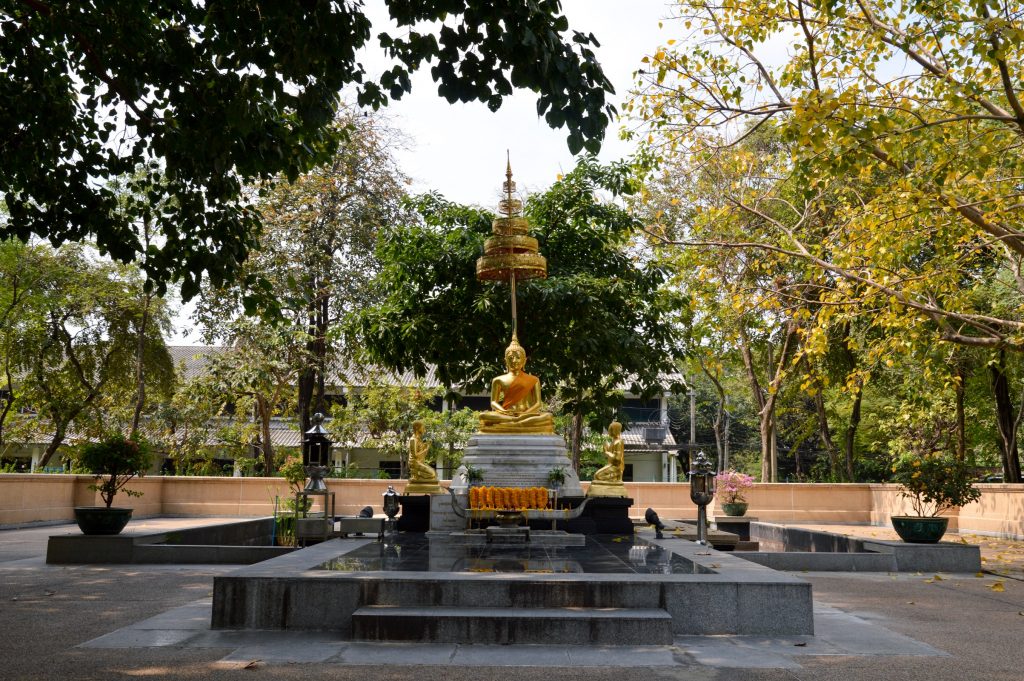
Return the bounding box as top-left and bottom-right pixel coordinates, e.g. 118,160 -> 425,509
352,605 -> 673,644
361,579 -> 663,609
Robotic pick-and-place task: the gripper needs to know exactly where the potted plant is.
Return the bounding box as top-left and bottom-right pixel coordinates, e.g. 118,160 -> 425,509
890,452 -> 981,543
547,465 -> 566,489
714,469 -> 754,516
465,465 -> 484,487
73,435 -> 153,535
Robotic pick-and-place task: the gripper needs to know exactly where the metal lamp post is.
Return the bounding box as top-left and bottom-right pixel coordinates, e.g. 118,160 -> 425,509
688,450 -> 715,546
382,485 -> 400,536
302,412 -> 332,492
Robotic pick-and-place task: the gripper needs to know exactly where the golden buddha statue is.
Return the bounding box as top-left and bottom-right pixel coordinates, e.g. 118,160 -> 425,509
478,334 -> 555,434
405,420 -> 443,494
587,421 -> 628,497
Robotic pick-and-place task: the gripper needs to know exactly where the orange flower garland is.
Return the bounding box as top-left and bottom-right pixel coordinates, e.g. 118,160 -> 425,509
467,486 -> 551,510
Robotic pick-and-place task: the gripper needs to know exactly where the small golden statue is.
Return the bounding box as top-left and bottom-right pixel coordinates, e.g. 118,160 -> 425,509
479,334 -> 555,434
405,420 -> 443,494
587,421 -> 628,497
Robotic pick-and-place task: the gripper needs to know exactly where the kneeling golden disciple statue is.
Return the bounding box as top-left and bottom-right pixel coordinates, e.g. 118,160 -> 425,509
405,420 -> 443,494
587,421 -> 628,497
478,334 -> 555,435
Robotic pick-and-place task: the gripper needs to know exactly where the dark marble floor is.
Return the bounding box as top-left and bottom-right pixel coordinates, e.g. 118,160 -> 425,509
317,534 -> 712,574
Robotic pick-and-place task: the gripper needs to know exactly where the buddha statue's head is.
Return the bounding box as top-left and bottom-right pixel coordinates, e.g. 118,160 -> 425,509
412,419 -> 424,435
609,421 -> 622,437
504,334 -> 526,372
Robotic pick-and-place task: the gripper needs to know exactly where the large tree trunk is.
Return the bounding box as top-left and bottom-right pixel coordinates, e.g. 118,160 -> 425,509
298,274 -> 330,436
843,387 -> 862,482
739,322 -> 795,482
954,362 -> 966,461
40,422 -> 69,469
698,358 -> 727,471
738,327 -> 769,480
990,350 -> 1023,483
570,412 -> 583,472
812,387 -> 842,480
129,292 -> 152,439
257,396 -> 274,476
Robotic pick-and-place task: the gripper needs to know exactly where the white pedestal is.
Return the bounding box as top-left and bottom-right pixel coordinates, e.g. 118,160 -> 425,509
427,492 -> 465,533
452,433 -> 584,497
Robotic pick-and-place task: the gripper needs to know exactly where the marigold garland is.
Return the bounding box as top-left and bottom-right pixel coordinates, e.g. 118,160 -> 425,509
467,486 -> 552,510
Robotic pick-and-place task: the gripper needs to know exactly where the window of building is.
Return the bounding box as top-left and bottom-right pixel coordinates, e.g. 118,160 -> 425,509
623,464 -> 634,482
618,397 -> 661,424
378,461 -> 401,479
455,395 -> 491,411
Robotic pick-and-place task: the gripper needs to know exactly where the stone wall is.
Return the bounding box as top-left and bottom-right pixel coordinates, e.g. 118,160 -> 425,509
1,475 -> 1021,538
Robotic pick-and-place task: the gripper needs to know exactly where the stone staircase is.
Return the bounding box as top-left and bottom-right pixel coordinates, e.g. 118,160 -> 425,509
350,578 -> 673,644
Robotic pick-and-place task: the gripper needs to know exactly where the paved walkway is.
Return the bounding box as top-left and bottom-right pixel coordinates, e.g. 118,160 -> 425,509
1,518 -> 1022,680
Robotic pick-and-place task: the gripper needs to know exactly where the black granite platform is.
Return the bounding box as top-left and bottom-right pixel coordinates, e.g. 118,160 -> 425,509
317,534 -> 712,575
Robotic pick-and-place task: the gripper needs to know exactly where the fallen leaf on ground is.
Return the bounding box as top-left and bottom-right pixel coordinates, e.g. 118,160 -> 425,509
989,582 -> 1006,592
976,572 -> 985,578
933,574 -> 943,581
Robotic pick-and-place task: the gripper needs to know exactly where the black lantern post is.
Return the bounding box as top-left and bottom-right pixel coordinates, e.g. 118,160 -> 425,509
382,485 -> 400,536
302,412 -> 332,492
688,450 -> 715,546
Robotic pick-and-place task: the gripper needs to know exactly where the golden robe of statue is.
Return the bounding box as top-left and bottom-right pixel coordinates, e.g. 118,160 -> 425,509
406,420 -> 443,494
587,421 -> 628,497
479,335 -> 555,434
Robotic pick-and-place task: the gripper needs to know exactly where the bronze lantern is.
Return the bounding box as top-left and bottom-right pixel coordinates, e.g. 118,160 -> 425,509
302,412 -> 331,492
688,450 -> 715,546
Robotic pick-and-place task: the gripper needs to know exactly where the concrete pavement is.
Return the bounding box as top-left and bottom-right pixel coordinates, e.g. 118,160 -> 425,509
1,518 -> 1021,680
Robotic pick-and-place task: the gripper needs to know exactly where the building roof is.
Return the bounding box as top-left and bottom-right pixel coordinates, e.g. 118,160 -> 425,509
166,345 -> 685,394
168,345 -> 229,381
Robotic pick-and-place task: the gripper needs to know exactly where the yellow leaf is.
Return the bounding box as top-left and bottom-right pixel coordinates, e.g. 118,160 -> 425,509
975,572 -> 985,578
989,582 -> 1005,592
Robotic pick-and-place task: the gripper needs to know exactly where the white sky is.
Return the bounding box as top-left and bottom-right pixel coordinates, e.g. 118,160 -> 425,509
172,1 -> 673,343
364,0 -> 673,204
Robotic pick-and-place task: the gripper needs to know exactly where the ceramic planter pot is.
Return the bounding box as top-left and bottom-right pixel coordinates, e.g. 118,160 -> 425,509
73,506 -> 133,535
721,501 -> 748,517
890,515 -> 949,543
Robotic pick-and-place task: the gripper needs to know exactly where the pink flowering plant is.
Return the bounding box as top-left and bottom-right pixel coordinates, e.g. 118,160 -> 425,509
714,469 -> 754,504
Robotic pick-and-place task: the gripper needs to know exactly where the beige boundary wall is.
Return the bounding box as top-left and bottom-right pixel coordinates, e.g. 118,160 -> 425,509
1,475 -> 1021,538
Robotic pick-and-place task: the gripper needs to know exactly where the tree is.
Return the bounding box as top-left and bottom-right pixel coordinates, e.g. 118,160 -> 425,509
422,406 -> 478,474
193,320 -> 305,475
195,111 -> 409,436
1,1 -> 614,298
0,239 -> 47,458
327,378 -> 441,479
357,158 -> 686,467
9,244 -> 172,467
631,0 -> 1024,351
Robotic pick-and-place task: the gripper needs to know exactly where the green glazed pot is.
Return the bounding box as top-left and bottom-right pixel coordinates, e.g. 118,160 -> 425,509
890,515 -> 949,544
73,506 -> 133,535
721,501 -> 748,517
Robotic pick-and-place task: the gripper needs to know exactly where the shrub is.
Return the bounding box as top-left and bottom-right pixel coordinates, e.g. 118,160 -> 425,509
76,435 -> 153,508
891,453 -> 981,517
714,469 -> 754,504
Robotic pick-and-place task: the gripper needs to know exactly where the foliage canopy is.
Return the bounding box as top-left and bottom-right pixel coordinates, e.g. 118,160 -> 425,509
1,0 -> 614,299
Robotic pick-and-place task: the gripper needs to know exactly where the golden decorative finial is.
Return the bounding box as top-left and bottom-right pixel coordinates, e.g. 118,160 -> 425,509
498,152 -> 523,218
476,154 -> 547,337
